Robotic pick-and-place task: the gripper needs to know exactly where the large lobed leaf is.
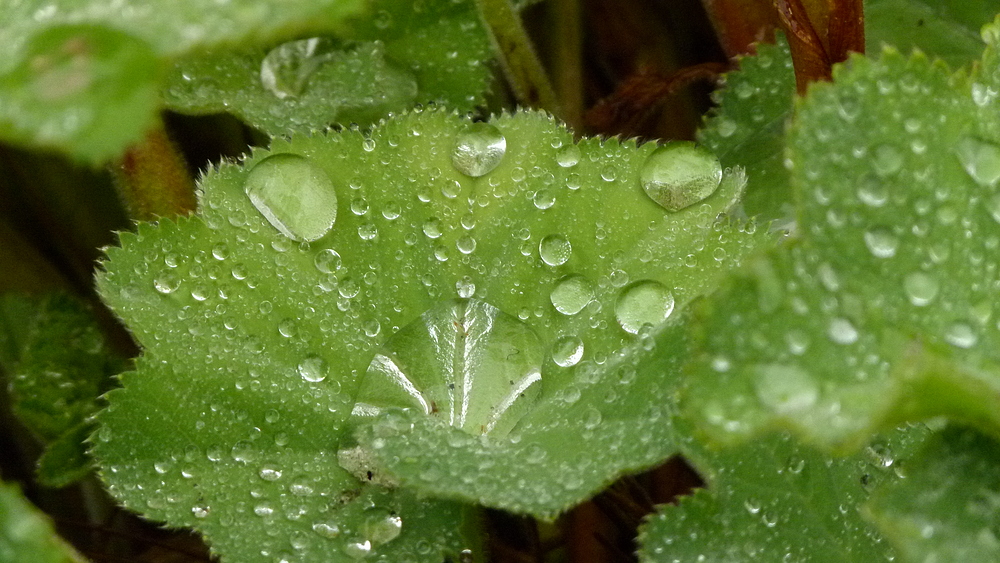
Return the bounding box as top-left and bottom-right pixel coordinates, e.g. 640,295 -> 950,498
683,17 -> 1000,451
94,107 -> 767,562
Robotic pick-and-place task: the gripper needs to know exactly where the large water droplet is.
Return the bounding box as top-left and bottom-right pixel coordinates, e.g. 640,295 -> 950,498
154,272 -> 181,294
314,249 -> 342,273
357,299 -> 542,438
245,153 -> 337,242
556,145 -> 581,167
903,271 -> 939,306
944,323 -> 977,348
549,274 -> 594,315
363,510 -> 403,545
539,234 -> 572,266
551,335 -> 584,367
260,37 -> 334,99
451,122 -> 506,177
639,142 -> 722,211
615,280 -> 675,334
863,227 -> 898,258
754,364 -> 819,414
298,355 -> 328,382
828,317 -> 859,345
955,136 -> 1000,187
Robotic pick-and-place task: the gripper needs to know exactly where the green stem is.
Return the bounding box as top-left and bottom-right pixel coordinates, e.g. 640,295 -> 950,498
550,0 -> 583,130
475,0 -> 562,119
111,117 -> 196,221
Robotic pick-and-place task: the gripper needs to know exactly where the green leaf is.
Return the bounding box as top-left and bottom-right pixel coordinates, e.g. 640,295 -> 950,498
0,293 -> 122,487
93,107 -> 766,553
866,425 -> 1000,563
162,0 -> 493,135
683,23 -> 1000,449
0,481 -> 89,563
638,427 -> 927,563
0,0 -> 366,161
699,36 -> 796,222
866,0 -> 996,69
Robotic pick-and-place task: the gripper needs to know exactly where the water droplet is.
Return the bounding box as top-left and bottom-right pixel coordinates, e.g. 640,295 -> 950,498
539,234 -> 572,266
260,37 -> 334,99
556,145 -> 581,167
549,275 -> 594,315
872,144 -> 903,178
298,355 -> 328,382
344,540 -> 372,559
422,218 -> 443,239
639,142 -> 722,211
786,455 -> 805,474
211,243 -> 229,260
231,440 -> 257,463
615,281 -> 675,334
533,188 -> 555,210
944,323 -> 977,348
551,335 -> 584,367
314,249 -> 342,273
278,318 -> 298,338
857,177 -> 888,207
754,364 -> 818,414
903,271 -> 939,306
154,272 -> 181,294
457,235 -> 477,254
259,464 -> 283,481
955,136 -> 1000,187
245,154 -> 337,242
828,318 -> 859,345
456,276 -> 476,298
364,511 -> 403,545
192,504 -> 210,518
313,521 -> 341,538
451,122 -> 506,177
583,407 -> 602,429
864,227 -> 898,258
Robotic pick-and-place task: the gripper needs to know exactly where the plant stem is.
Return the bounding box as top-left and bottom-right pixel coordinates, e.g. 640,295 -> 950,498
550,0 -> 583,130
111,117 -> 196,221
475,0 -> 562,119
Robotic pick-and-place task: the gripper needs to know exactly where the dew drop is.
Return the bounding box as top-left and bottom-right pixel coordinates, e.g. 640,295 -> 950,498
857,177 -> 888,207
863,227 -> 898,258
903,271 -> 939,306
451,122 -> 506,177
422,218 -> 443,239
312,521 -> 341,538
639,142 -> 722,211
245,154 -> 337,242
872,144 -> 904,178
986,194 -> 1000,224
259,464 -> 283,481
955,136 -> 1000,187
260,37 -> 332,99
944,323 -> 977,348
615,280 -> 675,334
754,364 -> 819,414
457,235 -> 477,254
192,504 -> 210,518
533,188 -> 555,210
154,272 -> 181,294
298,355 -> 328,382
549,275 -> 594,315
556,145 -> 581,167
551,335 -> 584,367
278,318 -> 298,338
828,318 -> 859,345
456,276 -> 476,298
539,234 -> 572,266
314,249 -> 342,273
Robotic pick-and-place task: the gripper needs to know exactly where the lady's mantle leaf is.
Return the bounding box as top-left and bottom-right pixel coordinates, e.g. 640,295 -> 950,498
699,36 -> 796,222
638,427 -> 927,563
0,481 -> 89,563
0,293 -> 122,487
866,425 -> 1000,563
94,108 -> 767,554
683,21 -> 1000,450
866,0 -> 996,70
0,0 -> 365,161
162,0 -> 493,135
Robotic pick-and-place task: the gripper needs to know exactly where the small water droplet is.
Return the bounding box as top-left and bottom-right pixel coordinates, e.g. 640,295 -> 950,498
864,227 -> 898,258
639,142 -> 722,211
422,218 -> 443,239
278,318 -> 299,338
955,136 -> 1000,187
903,271 -> 939,306
313,521 -> 341,538
872,144 -> 904,178
533,188 -> 555,210
154,272 -> 181,294
192,504 -> 210,518
314,249 -> 342,273
451,122 -> 506,177
259,464 -> 283,481
754,364 -> 818,414
344,540 -> 372,559
298,355 -> 328,382
457,235 -> 476,254
245,154 -> 337,242
556,145 -> 581,167
857,177 -> 888,207
539,234 -> 572,266
944,323 -> 977,348
549,275 -> 594,315
456,276 -> 476,298
231,440 -> 257,463
828,318 -> 859,345
260,37 -> 333,99
615,280 -> 675,334
551,335 -> 584,367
